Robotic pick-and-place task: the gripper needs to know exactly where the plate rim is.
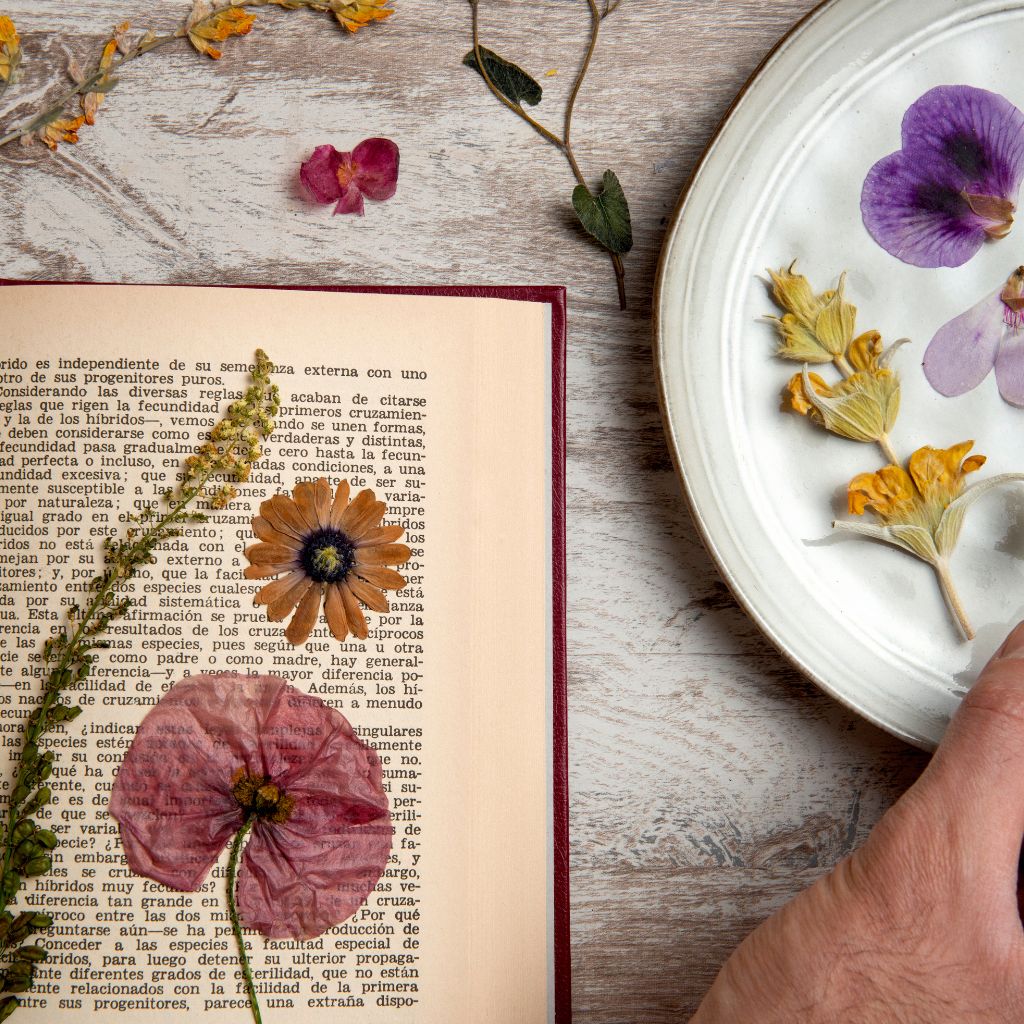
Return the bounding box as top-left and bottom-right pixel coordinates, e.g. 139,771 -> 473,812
651,0 -> 937,751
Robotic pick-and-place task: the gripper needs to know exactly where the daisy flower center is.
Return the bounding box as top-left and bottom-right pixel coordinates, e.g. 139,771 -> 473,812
302,527 -> 356,584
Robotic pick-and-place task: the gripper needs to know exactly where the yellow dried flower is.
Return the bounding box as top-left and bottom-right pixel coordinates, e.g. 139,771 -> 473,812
186,3 -> 256,60
786,360 -> 899,444
332,0 -> 394,33
767,264 -> 855,363
82,27 -> 125,125
39,115 -> 87,151
0,16 -> 20,84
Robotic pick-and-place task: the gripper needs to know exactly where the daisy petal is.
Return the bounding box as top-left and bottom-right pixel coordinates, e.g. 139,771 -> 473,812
356,542 -> 412,567
324,584 -> 349,642
246,542 -> 299,566
354,524 -> 405,548
923,289 -> 1004,396
244,564 -> 288,580
352,565 -> 407,590
252,516 -> 302,549
292,482 -> 320,532
285,583 -> 322,645
267,577 -> 312,622
313,477 -> 333,527
339,489 -> 377,534
340,583 -> 369,639
330,481 -> 351,527
347,576 -> 389,613
267,495 -> 310,539
255,570 -> 307,609
345,500 -> 386,540
995,332 -> 1024,405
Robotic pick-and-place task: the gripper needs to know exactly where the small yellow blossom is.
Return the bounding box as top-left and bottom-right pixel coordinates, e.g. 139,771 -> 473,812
38,115 -> 87,151
82,31 -> 123,126
767,264 -> 856,363
186,3 -> 256,60
0,15 -> 20,84
332,0 -> 394,33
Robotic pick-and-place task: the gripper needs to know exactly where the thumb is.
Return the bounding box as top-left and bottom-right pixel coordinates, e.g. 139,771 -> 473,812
909,620 -> 1024,874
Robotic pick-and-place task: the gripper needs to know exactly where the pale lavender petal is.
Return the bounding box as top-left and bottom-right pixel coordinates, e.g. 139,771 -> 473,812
351,137 -> 400,201
995,331 -> 1024,405
862,85 -> 1024,268
300,144 -> 343,204
923,289 -> 1004,396
235,693 -> 391,938
333,187 -> 365,216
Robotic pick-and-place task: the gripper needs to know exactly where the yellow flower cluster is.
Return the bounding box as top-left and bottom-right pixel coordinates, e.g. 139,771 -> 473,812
0,16 -> 20,85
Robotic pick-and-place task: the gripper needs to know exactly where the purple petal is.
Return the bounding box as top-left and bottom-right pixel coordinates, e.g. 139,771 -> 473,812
333,187 -> 365,216
862,85 -> 1024,267
300,145 -> 344,204
923,289 -> 1004,396
995,331 -> 1024,405
351,137 -> 399,201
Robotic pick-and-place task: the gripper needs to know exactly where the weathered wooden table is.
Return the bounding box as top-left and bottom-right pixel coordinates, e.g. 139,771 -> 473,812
0,1 -> 929,1019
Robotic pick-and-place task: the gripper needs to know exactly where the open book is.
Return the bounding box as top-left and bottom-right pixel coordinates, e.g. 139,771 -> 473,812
0,282 -> 568,1022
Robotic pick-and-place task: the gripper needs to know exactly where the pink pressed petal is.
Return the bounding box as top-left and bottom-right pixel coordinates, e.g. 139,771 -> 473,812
995,331 -> 1024,405
300,145 -> 344,204
236,699 -> 390,938
351,137 -> 399,201
333,187 -> 365,216
109,675 -> 273,890
923,289 -> 1004,396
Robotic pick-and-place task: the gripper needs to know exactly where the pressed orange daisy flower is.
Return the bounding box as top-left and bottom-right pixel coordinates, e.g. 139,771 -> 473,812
244,478 -> 410,645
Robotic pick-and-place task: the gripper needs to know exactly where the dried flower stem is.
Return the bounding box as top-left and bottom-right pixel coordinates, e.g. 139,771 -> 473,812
935,559 -> 974,641
0,352 -> 278,1017
227,817 -> 262,1024
0,1 -> 363,150
469,0 -> 627,309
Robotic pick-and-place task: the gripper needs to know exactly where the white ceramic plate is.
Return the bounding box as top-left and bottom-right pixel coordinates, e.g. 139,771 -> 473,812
655,0 -> 1024,749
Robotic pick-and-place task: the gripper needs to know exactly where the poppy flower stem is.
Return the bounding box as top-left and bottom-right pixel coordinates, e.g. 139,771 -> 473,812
934,559 -> 975,641
227,816 -> 263,1024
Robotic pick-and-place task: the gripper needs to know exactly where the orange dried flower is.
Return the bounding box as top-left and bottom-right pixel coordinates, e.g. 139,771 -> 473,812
39,115 -> 87,151
82,29 -> 124,126
186,3 -> 256,60
0,16 -> 19,85
333,0 -> 394,33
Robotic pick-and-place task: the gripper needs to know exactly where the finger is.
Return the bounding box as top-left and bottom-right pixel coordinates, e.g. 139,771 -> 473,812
909,620 -> 1024,872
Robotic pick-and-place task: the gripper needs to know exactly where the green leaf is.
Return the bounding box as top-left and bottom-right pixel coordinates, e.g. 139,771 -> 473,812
463,46 -> 542,107
572,170 -> 633,255
0,996 -> 18,1021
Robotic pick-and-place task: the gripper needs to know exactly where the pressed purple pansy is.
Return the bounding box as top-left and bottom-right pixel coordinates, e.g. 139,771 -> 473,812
300,138 -> 399,216
110,673 -> 391,940
923,266 -> 1024,406
862,85 -> 1024,268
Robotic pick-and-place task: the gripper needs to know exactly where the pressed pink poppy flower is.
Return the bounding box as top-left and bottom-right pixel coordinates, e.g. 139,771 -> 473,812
300,138 -> 399,215
109,673 -> 391,940
923,266 -> 1024,406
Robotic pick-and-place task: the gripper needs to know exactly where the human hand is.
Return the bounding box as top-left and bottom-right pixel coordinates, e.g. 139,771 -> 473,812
691,621 -> 1024,1024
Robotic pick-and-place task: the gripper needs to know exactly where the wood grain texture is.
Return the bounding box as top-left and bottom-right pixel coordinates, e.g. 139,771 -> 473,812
0,1 -> 930,1019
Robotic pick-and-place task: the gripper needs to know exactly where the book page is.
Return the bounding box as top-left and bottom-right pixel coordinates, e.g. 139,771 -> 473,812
0,284 -> 553,1022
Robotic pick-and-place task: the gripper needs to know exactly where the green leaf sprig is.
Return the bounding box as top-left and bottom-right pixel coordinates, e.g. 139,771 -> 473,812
0,351 -> 279,1018
465,0 -> 633,310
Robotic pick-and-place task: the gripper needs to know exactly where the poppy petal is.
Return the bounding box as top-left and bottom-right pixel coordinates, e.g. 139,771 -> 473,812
351,137 -> 400,201
333,187 -> 365,216
300,144 -> 344,204
923,289 -> 1004,396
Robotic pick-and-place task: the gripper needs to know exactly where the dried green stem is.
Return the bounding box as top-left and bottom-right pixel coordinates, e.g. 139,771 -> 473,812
469,0 -> 626,308
227,818 -> 262,1024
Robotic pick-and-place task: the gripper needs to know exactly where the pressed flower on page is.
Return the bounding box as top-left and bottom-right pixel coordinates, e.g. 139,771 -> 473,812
300,139 -> 400,216
245,478 -> 410,644
862,85 -> 1024,268
924,266 -> 1024,406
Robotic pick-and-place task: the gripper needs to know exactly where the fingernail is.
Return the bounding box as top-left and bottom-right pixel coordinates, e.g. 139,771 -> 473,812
993,620 -> 1024,661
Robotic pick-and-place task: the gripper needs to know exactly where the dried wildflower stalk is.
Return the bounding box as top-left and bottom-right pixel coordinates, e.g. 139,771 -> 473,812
768,264 -> 1024,641
0,352 -> 278,1019
466,0 -> 632,309
0,1 -> 393,151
